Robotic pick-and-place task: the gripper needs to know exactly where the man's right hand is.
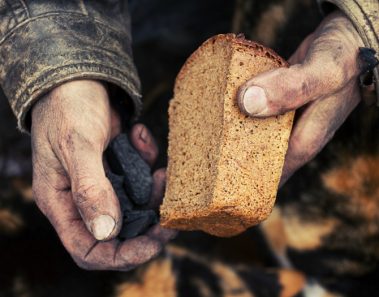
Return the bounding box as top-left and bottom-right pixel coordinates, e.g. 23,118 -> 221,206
31,80 -> 175,270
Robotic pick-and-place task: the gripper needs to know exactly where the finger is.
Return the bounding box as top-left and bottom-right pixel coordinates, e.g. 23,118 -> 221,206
130,124 -> 158,167
72,230 -> 163,271
59,131 -> 122,241
144,168 -> 166,210
288,33 -> 315,64
238,29 -> 361,118
110,107 -> 122,140
33,179 -> 165,270
146,224 -> 178,243
279,85 -> 360,186
57,210 -> 162,271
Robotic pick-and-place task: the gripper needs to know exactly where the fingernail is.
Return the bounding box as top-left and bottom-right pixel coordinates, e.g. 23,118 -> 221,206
242,86 -> 267,116
91,215 -> 116,240
139,127 -> 148,143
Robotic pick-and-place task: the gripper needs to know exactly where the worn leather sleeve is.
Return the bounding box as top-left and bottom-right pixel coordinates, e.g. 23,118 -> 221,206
0,0 -> 141,132
318,0 -> 379,102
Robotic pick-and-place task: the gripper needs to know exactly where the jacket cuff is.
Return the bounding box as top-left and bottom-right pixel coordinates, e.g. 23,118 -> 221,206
0,13 -> 142,132
318,0 -> 379,104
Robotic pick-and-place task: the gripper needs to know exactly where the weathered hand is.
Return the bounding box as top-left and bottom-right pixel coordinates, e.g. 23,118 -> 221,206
238,11 -> 364,185
31,80 -> 175,270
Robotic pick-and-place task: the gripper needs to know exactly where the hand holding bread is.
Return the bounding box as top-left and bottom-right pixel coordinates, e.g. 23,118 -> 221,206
162,11 -> 366,237
238,11 -> 365,185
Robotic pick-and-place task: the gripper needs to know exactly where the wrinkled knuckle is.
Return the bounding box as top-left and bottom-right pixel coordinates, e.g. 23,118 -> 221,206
74,181 -> 109,211
58,127 -> 100,154
269,101 -> 289,116
56,129 -> 74,153
279,77 -> 303,109
286,68 -> 311,100
300,78 -> 313,99
73,182 -> 98,205
72,191 -> 87,207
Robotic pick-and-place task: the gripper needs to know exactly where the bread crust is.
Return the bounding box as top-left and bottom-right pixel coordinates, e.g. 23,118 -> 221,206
175,34 -> 288,87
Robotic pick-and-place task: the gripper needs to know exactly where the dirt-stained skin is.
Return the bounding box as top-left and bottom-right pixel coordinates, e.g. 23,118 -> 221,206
31,80 -> 176,270
237,12 -> 364,187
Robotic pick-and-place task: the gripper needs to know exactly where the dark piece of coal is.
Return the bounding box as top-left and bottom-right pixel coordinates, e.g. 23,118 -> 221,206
107,133 -> 152,205
119,210 -> 159,239
106,171 -> 133,212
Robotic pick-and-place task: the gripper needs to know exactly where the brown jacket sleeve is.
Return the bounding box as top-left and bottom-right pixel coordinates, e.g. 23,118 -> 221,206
318,0 -> 379,102
0,0 -> 141,132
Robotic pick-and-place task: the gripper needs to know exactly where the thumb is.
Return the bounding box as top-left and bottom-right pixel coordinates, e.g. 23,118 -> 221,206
63,137 -> 122,241
237,29 -> 360,118
237,63 -> 339,117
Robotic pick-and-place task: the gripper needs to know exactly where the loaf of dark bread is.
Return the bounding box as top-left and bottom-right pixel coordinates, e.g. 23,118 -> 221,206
160,34 -> 294,237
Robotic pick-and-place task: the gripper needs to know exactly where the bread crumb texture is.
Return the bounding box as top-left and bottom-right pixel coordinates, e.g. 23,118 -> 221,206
161,34 -> 294,237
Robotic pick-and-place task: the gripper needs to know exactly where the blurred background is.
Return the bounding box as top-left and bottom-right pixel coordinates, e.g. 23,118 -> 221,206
1,1 -> 379,296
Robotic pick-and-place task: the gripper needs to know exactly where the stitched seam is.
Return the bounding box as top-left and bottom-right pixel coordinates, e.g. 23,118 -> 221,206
16,62 -> 141,104
0,11 -> 125,45
354,0 -> 379,45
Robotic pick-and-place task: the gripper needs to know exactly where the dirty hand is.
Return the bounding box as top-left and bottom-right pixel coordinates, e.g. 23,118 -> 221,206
31,80 -> 175,270
238,11 -> 365,185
